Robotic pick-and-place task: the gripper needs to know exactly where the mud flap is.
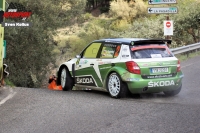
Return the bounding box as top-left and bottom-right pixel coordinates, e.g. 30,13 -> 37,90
72,63 -> 75,83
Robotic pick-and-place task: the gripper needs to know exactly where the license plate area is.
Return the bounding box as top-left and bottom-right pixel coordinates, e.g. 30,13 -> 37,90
150,67 -> 169,73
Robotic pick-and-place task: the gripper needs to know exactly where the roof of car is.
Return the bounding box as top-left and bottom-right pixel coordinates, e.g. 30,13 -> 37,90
94,38 -> 171,44
97,38 -> 146,43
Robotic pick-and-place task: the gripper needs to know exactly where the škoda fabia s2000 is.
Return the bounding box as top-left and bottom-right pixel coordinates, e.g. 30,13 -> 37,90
56,38 -> 184,98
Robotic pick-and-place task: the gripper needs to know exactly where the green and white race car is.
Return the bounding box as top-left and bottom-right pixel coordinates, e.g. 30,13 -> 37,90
57,38 -> 184,98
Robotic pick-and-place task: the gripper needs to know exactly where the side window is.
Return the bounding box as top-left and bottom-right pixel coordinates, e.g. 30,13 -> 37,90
100,43 -> 121,58
82,43 -> 101,58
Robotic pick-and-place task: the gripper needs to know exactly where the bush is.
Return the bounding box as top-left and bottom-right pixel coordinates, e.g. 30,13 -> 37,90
111,16 -> 165,39
110,19 -> 130,32
109,0 -> 147,22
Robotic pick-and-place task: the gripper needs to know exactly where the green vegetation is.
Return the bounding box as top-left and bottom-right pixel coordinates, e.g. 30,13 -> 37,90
4,78 -> 15,87
4,0 -> 86,88
176,50 -> 200,62
3,0 -> 200,88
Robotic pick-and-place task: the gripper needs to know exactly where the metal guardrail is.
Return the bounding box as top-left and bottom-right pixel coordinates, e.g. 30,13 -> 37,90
170,42 -> 200,55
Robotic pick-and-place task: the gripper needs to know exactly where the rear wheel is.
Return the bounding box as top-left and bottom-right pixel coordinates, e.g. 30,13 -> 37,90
163,84 -> 182,96
59,67 -> 74,91
107,72 -> 129,98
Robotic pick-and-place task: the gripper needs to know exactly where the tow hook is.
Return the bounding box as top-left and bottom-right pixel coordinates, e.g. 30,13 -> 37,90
143,87 -> 148,92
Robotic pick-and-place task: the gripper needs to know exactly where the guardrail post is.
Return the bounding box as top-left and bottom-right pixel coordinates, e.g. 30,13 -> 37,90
187,51 -> 189,58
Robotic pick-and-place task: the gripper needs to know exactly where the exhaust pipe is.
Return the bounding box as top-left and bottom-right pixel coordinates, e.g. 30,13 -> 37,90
143,87 -> 148,92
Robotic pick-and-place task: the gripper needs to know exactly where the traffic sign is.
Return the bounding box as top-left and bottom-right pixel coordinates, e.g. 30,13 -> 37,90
166,21 -> 171,28
164,21 -> 173,35
149,0 -> 177,5
148,7 -> 178,14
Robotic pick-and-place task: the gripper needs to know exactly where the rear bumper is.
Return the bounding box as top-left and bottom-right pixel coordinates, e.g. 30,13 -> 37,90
121,72 -> 184,94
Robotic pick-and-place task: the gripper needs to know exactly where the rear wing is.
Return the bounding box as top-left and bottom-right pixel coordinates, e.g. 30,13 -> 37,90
131,39 -> 172,46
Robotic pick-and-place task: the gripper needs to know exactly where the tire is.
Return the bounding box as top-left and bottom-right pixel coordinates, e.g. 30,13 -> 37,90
59,67 -> 74,91
163,84 -> 182,96
106,72 -> 129,98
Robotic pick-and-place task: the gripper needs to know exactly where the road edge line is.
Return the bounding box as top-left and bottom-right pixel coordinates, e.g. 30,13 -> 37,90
0,88 -> 16,106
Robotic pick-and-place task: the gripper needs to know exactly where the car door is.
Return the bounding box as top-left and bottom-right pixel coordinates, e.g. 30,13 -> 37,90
74,42 -> 103,87
97,43 -> 122,84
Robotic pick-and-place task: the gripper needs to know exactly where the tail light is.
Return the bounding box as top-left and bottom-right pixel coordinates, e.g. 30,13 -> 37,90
177,60 -> 181,72
125,61 -> 141,74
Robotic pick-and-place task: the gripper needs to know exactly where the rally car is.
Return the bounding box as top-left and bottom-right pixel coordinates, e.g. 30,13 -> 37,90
56,38 -> 184,98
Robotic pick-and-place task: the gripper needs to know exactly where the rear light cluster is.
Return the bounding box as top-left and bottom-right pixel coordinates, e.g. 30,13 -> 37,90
125,61 -> 141,74
177,60 -> 181,72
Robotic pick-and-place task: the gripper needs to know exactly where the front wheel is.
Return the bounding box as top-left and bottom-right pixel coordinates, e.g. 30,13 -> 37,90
163,84 -> 182,96
106,72 -> 129,98
59,67 -> 74,91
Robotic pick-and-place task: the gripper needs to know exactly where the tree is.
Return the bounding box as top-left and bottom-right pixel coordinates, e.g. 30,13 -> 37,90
172,0 -> 200,44
4,0 -> 86,87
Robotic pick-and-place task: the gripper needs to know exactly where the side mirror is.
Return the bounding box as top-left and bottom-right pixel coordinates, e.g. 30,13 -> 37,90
76,55 -> 81,59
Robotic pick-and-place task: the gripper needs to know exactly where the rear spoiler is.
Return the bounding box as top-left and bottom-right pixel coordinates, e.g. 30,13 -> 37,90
131,39 -> 172,45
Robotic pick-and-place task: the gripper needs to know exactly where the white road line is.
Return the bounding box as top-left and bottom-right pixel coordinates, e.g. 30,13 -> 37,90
181,60 -> 200,68
0,88 -> 17,106
181,63 -> 193,68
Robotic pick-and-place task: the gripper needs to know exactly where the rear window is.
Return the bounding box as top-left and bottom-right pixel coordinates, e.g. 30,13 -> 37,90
131,45 -> 173,59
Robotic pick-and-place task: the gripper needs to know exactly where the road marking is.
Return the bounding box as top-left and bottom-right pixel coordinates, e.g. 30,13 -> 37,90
181,60 -> 200,68
182,63 -> 193,68
0,88 -> 16,106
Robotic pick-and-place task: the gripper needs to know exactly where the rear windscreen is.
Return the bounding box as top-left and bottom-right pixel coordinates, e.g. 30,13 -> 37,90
131,46 -> 173,59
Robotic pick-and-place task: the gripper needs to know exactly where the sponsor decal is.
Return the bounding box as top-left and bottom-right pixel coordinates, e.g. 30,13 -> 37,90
127,78 -> 140,81
98,61 -> 111,65
79,60 -> 88,65
148,80 -> 175,87
104,44 -> 116,48
121,45 -> 130,59
122,55 -> 129,58
143,63 -> 149,66
100,66 -> 111,70
77,78 -> 93,83
122,47 -> 128,51
143,74 -> 174,79
151,54 -> 162,58
76,76 -> 96,86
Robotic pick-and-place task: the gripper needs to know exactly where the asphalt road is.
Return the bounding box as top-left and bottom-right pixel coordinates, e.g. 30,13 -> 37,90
0,56 -> 200,133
